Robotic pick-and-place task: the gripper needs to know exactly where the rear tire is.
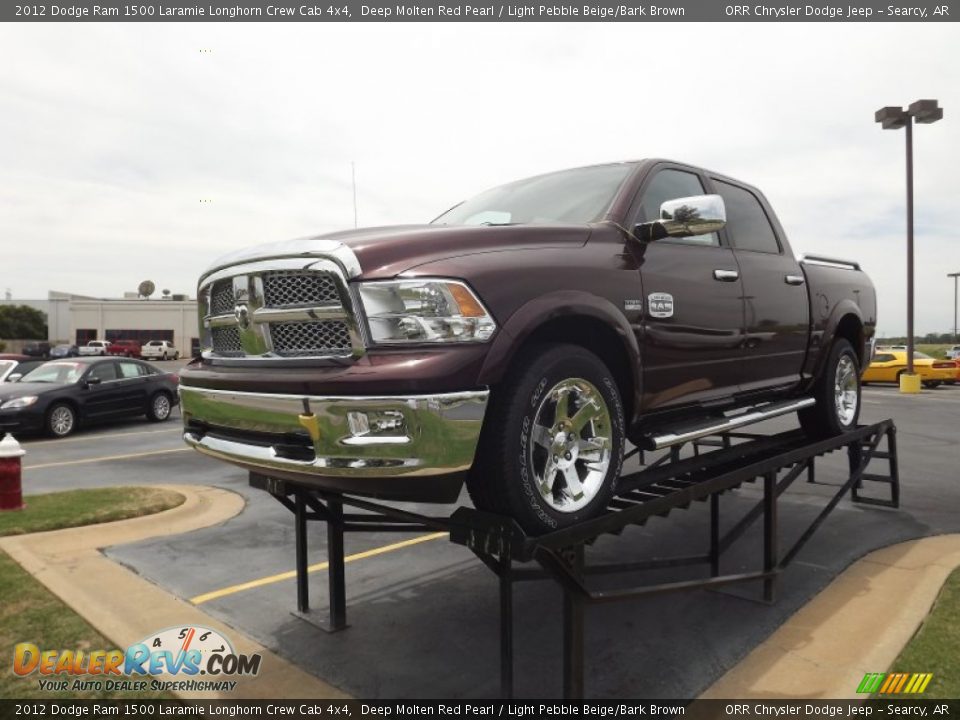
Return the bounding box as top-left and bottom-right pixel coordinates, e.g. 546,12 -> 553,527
147,392 -> 172,422
467,343 -> 625,535
923,380 -> 940,389
799,338 -> 861,439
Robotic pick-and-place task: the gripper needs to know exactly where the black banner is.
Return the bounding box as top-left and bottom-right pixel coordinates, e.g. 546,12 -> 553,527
2,0 -> 956,22
0,700 -> 959,720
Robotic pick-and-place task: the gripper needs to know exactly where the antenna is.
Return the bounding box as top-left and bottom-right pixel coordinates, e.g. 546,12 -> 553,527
351,161 -> 358,229
138,280 -> 156,299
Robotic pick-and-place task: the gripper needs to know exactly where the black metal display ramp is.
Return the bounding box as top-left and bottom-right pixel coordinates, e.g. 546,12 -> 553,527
252,419 -> 899,700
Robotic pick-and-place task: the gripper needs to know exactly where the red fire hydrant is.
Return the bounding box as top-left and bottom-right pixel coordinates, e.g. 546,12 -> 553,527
0,433 -> 26,511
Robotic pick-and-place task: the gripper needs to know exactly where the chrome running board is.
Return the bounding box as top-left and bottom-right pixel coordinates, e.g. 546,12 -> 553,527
640,397 -> 816,451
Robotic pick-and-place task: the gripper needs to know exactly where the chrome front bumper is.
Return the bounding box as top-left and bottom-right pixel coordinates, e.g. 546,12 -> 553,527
180,385 -> 489,499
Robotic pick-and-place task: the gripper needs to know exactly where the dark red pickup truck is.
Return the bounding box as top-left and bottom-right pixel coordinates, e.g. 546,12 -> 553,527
180,159 -> 876,533
107,339 -> 141,358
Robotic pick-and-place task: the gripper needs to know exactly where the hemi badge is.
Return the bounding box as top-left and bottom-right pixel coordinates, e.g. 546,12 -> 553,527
624,299 -> 643,312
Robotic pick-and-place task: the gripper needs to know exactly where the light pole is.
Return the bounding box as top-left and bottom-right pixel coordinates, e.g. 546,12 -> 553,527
875,99 -> 943,391
949,272 -> 960,344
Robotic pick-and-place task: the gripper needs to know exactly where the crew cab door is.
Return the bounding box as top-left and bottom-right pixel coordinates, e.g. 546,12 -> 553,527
80,361 -> 125,418
710,178 -> 809,392
631,167 -> 747,411
117,360 -> 150,414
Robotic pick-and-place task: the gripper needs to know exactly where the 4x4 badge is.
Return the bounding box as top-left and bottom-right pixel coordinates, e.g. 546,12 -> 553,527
647,293 -> 674,318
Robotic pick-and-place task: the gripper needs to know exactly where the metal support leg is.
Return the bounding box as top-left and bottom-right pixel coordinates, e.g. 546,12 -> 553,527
763,472 -> 778,603
888,428 -> 901,508
562,547 -> 585,700
848,441 -> 864,490
499,554 -> 514,699
292,493 -> 349,632
709,493 -> 720,577
327,498 -> 348,631
805,458 -> 816,484
295,490 -> 309,613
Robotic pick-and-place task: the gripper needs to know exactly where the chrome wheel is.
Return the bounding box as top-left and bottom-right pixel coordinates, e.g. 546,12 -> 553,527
834,354 -> 858,426
152,394 -> 171,420
529,378 -> 612,513
49,405 -> 75,437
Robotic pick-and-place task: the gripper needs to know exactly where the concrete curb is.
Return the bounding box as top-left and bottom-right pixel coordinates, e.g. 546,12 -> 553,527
1,484 -> 349,700
701,533 -> 960,699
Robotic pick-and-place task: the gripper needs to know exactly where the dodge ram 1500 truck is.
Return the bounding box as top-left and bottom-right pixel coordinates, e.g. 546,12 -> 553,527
179,159 -> 876,533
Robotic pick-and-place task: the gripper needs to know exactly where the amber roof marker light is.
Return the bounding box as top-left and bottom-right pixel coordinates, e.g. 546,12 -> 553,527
874,99 -> 943,384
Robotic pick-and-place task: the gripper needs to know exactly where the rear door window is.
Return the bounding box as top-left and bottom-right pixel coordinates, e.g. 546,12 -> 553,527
118,362 -> 144,379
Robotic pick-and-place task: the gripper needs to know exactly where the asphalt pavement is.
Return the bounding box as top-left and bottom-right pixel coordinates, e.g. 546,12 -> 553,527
15,381 -> 960,699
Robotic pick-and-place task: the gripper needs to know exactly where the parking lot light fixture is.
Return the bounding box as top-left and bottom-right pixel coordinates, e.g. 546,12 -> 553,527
875,99 -> 943,392
949,272 -> 960,344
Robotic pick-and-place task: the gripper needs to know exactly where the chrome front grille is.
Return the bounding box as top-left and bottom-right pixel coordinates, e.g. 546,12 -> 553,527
211,326 -> 243,355
210,280 -> 236,317
199,257 -> 363,363
263,271 -> 341,307
271,320 -> 352,356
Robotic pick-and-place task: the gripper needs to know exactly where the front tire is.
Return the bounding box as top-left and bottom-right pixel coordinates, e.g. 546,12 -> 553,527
799,338 -> 860,439
47,403 -> 76,438
467,343 -> 625,535
147,392 -> 172,422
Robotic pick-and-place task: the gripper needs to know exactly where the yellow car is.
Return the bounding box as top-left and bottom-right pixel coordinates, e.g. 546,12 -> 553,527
862,350 -> 956,388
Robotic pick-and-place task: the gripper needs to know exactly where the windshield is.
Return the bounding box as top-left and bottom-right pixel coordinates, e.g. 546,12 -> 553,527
432,164 -> 634,226
21,362 -> 85,384
0,361 -> 13,377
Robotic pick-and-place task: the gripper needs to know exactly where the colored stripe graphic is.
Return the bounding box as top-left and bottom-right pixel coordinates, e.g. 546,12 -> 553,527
860,672 -> 933,694
856,673 -> 885,693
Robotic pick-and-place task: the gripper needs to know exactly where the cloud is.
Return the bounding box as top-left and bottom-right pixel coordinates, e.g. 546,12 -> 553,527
0,22 -> 957,335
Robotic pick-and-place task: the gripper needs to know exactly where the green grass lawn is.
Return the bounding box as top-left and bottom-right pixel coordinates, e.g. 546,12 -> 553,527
1,487 -> 183,699
0,486 -> 184,536
915,343 -> 954,359
886,567 -> 960,698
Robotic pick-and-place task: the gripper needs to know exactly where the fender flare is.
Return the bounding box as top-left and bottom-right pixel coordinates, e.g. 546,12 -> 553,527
808,300 -> 865,382
477,290 -> 641,418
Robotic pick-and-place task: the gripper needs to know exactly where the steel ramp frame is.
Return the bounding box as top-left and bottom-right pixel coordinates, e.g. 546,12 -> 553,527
252,419 -> 899,699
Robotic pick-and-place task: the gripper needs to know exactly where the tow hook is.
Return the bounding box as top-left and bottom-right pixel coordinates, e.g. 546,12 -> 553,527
298,398 -> 322,444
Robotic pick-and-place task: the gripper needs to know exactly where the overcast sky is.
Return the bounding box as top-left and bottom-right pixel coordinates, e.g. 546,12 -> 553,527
1,22 -> 957,336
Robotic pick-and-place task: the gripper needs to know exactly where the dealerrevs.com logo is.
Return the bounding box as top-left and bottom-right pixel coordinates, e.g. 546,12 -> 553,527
13,625 -> 262,693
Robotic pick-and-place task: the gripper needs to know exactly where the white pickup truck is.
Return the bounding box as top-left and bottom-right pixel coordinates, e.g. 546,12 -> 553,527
78,340 -> 110,356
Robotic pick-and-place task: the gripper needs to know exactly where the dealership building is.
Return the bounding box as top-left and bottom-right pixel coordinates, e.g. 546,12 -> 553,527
1,290 -> 200,355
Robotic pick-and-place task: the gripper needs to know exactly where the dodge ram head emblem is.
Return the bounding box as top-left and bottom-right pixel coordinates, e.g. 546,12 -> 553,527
234,304 -> 251,329
647,293 -> 674,318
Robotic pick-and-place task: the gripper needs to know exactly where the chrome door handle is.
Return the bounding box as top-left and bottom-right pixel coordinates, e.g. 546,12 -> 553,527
785,274 -> 806,285
713,269 -> 739,282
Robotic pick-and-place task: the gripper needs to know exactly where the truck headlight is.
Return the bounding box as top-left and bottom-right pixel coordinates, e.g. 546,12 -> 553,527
357,279 -> 496,344
1,396 -> 38,410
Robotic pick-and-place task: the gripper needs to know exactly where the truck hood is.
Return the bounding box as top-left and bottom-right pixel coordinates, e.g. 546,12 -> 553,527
201,224 -> 593,282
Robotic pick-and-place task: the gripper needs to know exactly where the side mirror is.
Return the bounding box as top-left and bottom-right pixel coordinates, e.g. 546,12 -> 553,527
634,194 -> 726,243
84,376 -> 102,387
8,374 -> 22,383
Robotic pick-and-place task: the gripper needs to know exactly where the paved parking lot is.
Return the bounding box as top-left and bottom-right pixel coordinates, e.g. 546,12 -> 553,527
16,380 -> 960,699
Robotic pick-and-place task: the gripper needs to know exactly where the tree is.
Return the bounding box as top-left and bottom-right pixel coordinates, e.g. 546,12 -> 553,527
0,305 -> 47,340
